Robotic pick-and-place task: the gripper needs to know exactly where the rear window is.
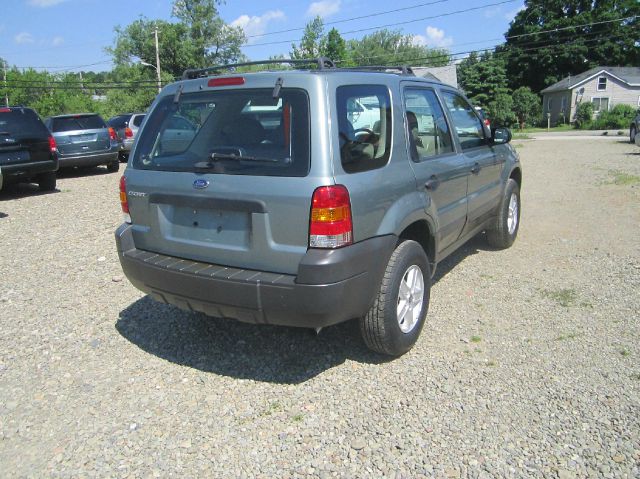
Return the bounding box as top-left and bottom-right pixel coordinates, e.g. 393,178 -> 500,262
108,115 -> 130,129
51,115 -> 106,132
132,88 -> 310,177
0,108 -> 50,140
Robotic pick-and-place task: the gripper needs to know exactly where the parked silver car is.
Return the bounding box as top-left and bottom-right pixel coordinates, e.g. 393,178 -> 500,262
108,113 -> 146,162
45,114 -> 120,172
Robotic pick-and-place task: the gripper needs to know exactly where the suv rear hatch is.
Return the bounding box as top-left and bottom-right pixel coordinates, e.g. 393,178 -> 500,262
50,114 -> 111,155
126,80 -> 321,275
0,107 -> 52,167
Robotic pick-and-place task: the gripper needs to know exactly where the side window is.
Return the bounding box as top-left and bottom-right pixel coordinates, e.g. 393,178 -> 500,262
336,84 -> 391,173
403,88 -> 454,161
442,91 -> 486,150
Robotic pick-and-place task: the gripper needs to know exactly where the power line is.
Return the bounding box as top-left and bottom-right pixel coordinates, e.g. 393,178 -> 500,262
245,0 -> 455,38
244,0 -> 519,48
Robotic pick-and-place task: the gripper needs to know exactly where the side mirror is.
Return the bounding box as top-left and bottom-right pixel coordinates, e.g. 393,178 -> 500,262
492,127 -> 512,145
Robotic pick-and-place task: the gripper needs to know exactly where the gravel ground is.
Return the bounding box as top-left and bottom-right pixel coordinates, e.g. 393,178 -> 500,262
0,139 -> 639,478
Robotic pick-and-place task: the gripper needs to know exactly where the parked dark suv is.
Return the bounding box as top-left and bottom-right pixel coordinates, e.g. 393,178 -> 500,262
44,114 -> 120,172
116,59 -> 522,356
0,106 -> 58,192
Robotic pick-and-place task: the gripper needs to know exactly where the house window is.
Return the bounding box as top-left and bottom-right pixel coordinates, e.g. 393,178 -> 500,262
561,96 -> 567,113
592,97 -> 609,112
597,77 -> 607,91
547,98 -> 553,111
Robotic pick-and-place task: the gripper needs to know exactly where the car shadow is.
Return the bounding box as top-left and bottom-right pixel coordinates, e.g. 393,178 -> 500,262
116,234 -> 487,384
56,166 -> 114,179
0,183 -> 60,200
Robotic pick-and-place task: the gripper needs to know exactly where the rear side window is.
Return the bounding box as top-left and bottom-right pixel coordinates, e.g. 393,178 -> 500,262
441,92 -> 486,150
51,115 -> 106,132
132,88 -> 310,177
336,85 -> 391,173
0,108 -> 50,140
132,115 -> 145,127
403,88 -> 454,161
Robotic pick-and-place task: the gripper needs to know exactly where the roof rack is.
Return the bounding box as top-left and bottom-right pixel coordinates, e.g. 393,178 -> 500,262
182,57 -> 336,80
336,65 -> 415,76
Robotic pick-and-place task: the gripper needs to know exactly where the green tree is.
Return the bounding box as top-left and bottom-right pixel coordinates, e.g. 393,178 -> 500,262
457,51 -> 509,108
291,16 -> 325,59
487,93 -> 517,127
347,29 -> 449,66
574,101 -> 593,129
503,0 -> 640,93
321,28 -> 349,65
512,86 -> 541,129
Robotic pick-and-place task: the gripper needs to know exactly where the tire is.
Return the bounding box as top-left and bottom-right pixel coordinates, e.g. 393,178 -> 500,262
360,240 -> 431,356
107,159 -> 120,173
630,125 -> 637,144
486,178 -> 520,249
119,151 -> 129,163
37,171 -> 56,191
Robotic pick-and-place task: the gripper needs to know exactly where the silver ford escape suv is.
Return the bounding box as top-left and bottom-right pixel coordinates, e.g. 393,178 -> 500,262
115,58 -> 522,356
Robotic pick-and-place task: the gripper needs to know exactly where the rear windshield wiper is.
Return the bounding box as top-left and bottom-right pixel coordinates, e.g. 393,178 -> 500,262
194,153 -> 280,169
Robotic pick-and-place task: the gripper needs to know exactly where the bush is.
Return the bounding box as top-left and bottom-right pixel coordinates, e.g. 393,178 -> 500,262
574,102 -> 593,129
593,104 -> 636,129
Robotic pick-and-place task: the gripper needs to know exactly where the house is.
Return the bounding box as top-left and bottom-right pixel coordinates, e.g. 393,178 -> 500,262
541,67 -> 640,125
412,65 -> 458,88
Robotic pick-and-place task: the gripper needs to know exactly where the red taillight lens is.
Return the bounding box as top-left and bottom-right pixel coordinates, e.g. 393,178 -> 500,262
309,185 -> 353,248
0,108 -> 11,113
119,176 -> 130,222
208,77 -> 245,87
108,127 -> 117,141
48,135 -> 57,153
124,127 -> 133,138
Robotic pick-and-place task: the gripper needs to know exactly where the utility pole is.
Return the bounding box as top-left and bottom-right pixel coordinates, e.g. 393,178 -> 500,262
154,26 -> 162,93
2,60 -> 8,107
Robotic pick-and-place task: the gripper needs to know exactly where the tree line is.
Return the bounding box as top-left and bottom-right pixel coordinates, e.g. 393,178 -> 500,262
1,0 -> 638,127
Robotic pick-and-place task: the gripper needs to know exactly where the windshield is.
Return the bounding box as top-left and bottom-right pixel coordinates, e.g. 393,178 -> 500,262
132,88 -> 310,177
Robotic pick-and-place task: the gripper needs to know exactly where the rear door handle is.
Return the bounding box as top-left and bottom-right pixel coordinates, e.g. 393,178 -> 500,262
470,162 -> 481,174
425,175 -> 440,191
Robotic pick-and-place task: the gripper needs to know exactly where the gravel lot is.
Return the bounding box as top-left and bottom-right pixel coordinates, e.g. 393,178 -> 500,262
1,138 -> 639,478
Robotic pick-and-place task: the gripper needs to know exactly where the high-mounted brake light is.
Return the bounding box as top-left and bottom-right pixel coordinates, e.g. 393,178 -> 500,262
124,127 -> 133,138
119,175 -> 131,223
108,127 -> 118,141
309,185 -> 353,248
48,135 -> 57,153
208,77 -> 245,87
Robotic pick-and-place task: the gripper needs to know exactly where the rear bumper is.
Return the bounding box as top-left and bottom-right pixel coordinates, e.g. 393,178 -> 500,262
115,223 -> 397,328
1,158 -> 58,181
58,150 -> 118,168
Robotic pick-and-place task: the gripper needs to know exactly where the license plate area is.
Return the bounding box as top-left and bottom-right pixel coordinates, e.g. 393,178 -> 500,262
161,205 -> 250,247
0,150 -> 30,164
71,134 -> 97,143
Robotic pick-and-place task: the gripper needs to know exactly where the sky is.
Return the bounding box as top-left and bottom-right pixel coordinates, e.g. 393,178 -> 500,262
0,0 -> 525,73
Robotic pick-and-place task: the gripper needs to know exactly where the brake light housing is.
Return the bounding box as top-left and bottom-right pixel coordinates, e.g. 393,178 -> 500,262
48,135 -> 57,153
208,77 -> 245,87
309,185 -> 353,248
124,127 -> 133,138
108,127 -> 118,141
119,175 -> 131,223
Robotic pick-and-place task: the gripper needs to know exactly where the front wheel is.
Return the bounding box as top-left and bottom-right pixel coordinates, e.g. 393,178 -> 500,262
107,159 -> 120,173
360,240 -> 431,356
486,178 -> 520,249
37,171 -> 56,191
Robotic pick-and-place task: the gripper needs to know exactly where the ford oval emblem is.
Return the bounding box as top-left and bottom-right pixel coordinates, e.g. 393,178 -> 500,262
193,179 -> 210,189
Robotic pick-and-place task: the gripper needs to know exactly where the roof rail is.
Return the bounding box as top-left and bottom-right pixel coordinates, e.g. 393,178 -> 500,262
182,57 -> 336,80
336,65 -> 415,76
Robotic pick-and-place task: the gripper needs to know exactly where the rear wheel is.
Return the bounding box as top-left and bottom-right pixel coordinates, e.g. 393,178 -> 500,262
360,240 -> 430,356
37,171 -> 56,191
486,178 -> 520,249
631,125 -> 637,144
107,159 -> 120,173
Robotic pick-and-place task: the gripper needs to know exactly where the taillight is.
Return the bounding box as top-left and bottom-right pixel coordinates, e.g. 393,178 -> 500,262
119,175 -> 131,223
309,185 -> 353,248
48,135 -> 57,153
124,127 -> 133,138
208,77 -> 245,87
108,127 -> 118,141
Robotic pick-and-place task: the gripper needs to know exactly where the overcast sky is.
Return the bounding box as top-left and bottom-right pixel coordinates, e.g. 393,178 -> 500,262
0,0 -> 525,72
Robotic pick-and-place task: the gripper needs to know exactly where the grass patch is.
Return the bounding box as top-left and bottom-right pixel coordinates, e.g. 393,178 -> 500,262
555,332 -> 580,341
470,335 -> 482,343
608,171 -> 640,186
486,360 -> 497,367
292,414 -> 304,422
620,349 -> 630,357
540,288 -> 577,307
